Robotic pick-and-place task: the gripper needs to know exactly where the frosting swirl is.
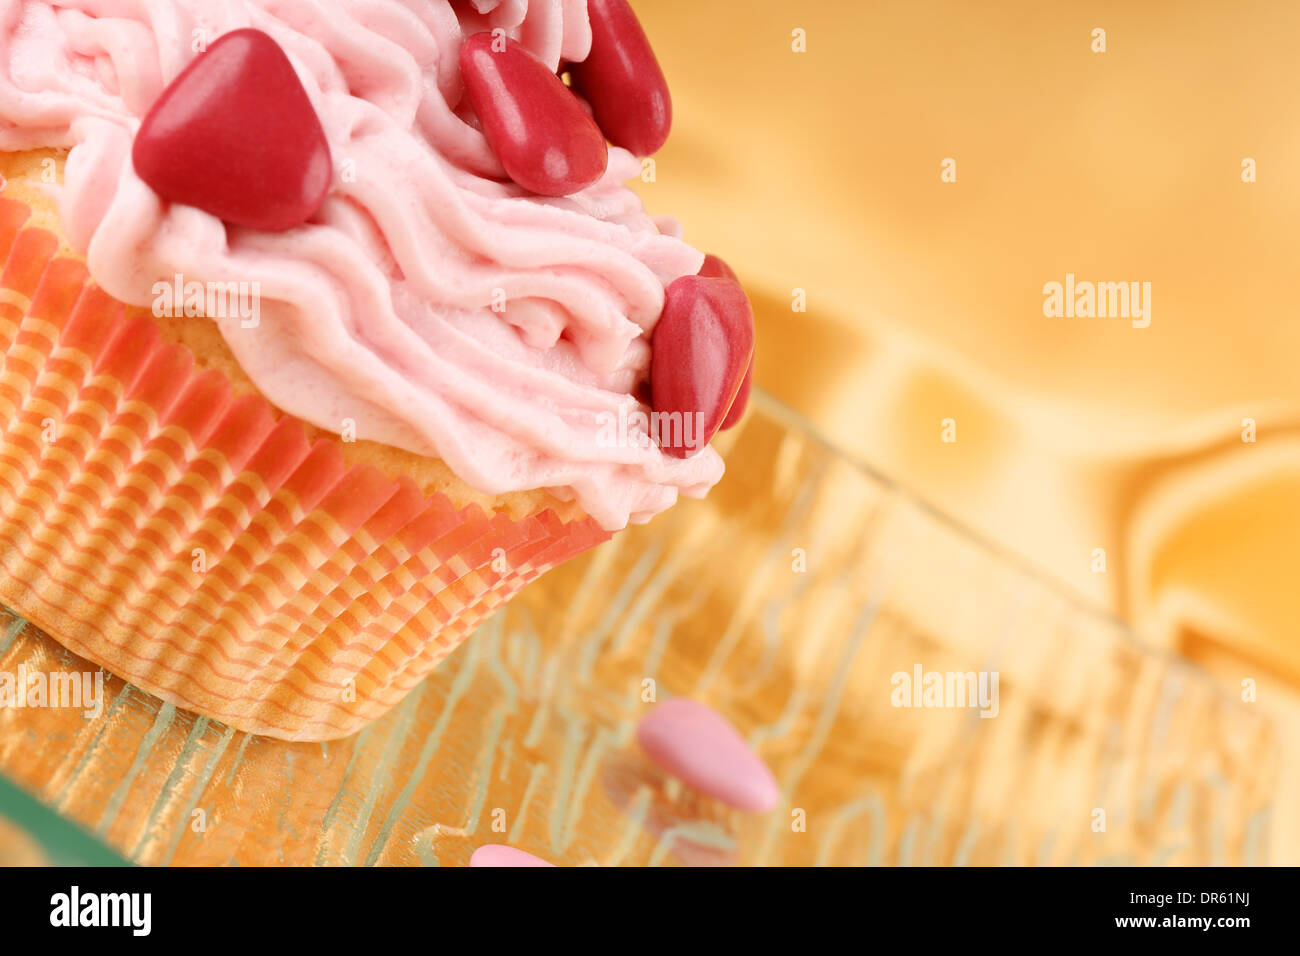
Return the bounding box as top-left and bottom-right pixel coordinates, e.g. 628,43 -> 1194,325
0,0 -> 723,529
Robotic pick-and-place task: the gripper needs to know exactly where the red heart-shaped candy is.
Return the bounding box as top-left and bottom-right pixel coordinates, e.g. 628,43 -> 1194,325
567,0 -> 672,157
651,275 -> 754,458
460,32 -> 608,197
132,29 -> 332,231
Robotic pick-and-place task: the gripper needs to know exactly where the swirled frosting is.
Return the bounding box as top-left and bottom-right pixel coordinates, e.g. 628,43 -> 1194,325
0,0 -> 723,529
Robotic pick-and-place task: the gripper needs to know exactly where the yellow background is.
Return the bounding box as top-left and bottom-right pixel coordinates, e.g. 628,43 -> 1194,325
642,0 -> 1300,858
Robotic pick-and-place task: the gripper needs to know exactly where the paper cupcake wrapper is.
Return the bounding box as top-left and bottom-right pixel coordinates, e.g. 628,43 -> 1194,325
0,198 -> 609,740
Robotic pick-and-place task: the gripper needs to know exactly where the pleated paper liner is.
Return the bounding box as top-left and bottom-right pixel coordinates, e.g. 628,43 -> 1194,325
0,196 -> 609,740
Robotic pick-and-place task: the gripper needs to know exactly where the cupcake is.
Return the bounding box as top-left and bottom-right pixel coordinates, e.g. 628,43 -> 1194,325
0,1 -> 753,739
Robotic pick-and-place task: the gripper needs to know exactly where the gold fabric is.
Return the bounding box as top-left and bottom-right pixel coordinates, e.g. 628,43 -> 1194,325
640,0 -> 1300,859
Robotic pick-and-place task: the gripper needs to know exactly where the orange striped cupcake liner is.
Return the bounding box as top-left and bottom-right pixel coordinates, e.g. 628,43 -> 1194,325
0,197 -> 609,740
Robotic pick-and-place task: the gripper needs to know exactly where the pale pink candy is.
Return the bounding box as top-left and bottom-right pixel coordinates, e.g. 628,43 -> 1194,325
470,844 -> 555,867
636,698 -> 780,813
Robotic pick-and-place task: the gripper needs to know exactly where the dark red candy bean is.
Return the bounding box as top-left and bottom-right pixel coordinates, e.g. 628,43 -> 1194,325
133,29 -> 332,231
720,359 -> 753,430
698,254 -> 753,429
567,0 -> 672,156
651,275 -> 754,458
699,253 -> 739,283
460,32 -> 608,196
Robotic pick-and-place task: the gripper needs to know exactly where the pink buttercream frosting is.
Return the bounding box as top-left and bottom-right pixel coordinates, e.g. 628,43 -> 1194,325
0,0 -> 723,529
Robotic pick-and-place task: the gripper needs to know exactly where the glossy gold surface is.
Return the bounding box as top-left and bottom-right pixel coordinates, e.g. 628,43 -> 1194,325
0,396 -> 1280,864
